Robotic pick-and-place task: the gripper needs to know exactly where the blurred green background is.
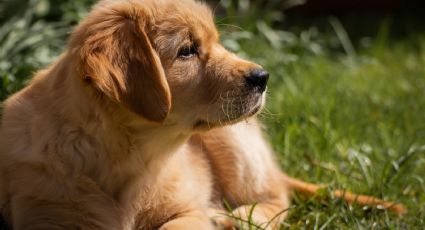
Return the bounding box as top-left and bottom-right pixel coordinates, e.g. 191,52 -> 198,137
1,0 -> 425,229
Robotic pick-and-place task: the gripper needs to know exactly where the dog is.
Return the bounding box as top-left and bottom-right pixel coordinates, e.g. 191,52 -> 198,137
0,0 -> 405,229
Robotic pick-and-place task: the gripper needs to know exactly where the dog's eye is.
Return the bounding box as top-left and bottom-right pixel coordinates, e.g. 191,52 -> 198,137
178,44 -> 198,58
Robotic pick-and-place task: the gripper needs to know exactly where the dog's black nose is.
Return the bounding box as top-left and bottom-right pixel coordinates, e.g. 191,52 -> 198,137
246,69 -> 269,92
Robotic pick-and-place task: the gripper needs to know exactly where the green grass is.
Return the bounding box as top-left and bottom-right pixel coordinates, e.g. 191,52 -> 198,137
1,1 -> 425,229
232,29 -> 425,228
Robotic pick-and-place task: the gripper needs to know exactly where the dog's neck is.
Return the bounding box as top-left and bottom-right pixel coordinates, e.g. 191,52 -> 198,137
41,53 -> 193,199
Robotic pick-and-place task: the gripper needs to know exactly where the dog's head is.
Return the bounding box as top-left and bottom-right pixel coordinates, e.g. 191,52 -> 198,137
70,0 -> 268,130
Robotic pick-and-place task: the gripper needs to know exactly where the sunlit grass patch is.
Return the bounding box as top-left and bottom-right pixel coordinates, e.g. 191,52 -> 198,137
235,33 -> 425,228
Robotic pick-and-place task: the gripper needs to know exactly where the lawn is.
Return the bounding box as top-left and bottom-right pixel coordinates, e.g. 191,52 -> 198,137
274,43 -> 425,229
1,0 -> 425,229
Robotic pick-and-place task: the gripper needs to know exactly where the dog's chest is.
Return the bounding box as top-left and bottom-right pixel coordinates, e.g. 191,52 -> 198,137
123,144 -> 214,229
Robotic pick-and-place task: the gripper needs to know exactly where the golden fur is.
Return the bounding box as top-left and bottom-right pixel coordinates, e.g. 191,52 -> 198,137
0,0 -> 405,229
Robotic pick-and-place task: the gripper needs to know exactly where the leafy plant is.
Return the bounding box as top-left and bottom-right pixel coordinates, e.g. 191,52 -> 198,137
0,0 -> 94,100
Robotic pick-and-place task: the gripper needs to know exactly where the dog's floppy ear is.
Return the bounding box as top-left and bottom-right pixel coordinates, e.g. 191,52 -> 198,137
72,5 -> 171,122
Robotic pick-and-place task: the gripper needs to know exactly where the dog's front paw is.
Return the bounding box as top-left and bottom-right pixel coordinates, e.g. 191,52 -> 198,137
230,206 -> 274,230
208,208 -> 238,230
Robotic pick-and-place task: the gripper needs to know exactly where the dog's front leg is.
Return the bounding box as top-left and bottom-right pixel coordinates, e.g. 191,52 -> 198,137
199,119 -> 291,229
159,210 -> 215,230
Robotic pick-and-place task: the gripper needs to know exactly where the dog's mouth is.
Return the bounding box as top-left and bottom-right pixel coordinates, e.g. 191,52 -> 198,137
193,92 -> 265,130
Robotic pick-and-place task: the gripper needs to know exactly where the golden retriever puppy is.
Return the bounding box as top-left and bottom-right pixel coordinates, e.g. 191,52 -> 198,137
0,0 -> 405,229
0,0 -> 286,229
